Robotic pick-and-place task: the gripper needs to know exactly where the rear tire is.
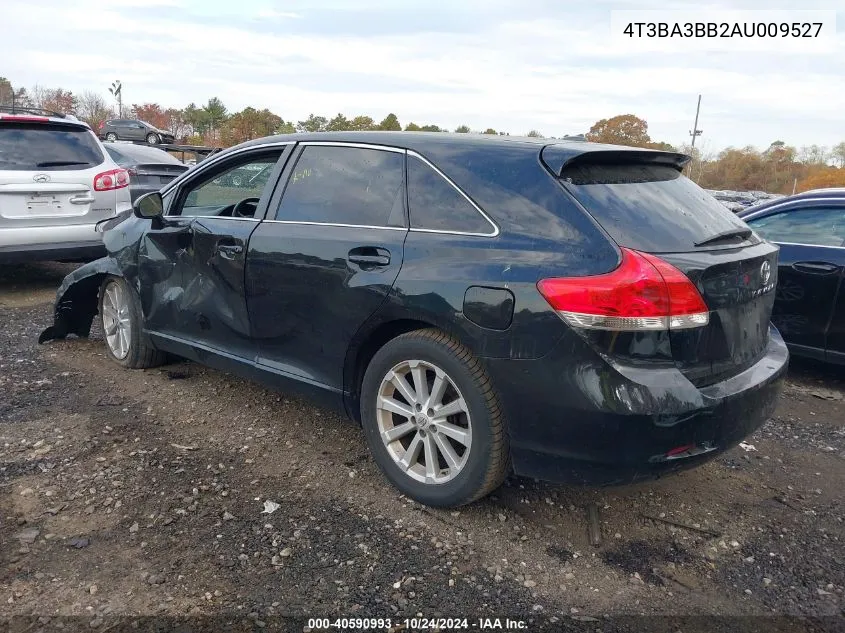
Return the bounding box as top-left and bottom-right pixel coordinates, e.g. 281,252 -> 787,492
146,133 -> 160,145
105,132 -> 118,142
99,276 -> 166,369
360,328 -> 509,507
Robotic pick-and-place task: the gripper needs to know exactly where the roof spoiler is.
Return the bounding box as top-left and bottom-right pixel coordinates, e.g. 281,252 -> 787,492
540,143 -> 691,177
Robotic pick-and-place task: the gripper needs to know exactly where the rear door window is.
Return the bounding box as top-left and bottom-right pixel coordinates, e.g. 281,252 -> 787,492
560,163 -> 754,253
407,155 -> 495,235
746,207 -> 845,247
0,123 -> 104,171
275,145 -> 405,227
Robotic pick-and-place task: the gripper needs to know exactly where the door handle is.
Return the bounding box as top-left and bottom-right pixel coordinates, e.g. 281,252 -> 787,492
69,195 -> 96,205
792,261 -> 840,275
348,247 -> 391,267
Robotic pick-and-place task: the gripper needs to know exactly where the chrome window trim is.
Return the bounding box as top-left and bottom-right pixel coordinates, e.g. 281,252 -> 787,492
160,141 -> 295,197
262,220 -> 406,231
406,150 -> 500,238
298,141 -> 406,154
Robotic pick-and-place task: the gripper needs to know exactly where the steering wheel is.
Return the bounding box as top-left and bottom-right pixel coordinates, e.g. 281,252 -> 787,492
232,197 -> 260,218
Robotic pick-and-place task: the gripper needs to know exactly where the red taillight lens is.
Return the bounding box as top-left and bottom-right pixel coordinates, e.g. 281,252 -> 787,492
536,247 -> 709,331
94,168 -> 130,191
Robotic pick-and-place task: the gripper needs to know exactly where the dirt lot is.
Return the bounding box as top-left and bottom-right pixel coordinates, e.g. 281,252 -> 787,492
1,263 -> 843,633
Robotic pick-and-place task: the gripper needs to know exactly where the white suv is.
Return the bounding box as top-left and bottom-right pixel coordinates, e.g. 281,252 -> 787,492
0,108 -> 132,263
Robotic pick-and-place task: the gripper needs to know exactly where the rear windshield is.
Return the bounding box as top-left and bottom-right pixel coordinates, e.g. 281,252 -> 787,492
0,123 -> 104,171
561,163 -> 754,253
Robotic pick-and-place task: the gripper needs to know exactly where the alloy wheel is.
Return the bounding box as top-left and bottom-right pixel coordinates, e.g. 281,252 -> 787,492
102,282 -> 131,360
376,360 -> 472,484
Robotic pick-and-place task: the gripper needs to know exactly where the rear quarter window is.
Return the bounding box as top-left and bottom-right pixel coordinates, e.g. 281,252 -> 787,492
0,123 -> 104,171
561,163 -> 753,253
407,155 -> 495,235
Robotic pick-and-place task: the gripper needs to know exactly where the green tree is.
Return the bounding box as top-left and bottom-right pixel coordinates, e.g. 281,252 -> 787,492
419,124 -> 443,132
482,128 -> 497,135
326,113 -> 350,131
220,107 -> 282,146
404,122 -> 421,131
454,124 -> 471,133
202,97 -> 228,139
183,103 -> 209,135
378,113 -> 401,131
297,114 -> 329,133
276,120 -> 296,135
526,129 -> 543,137
349,115 -> 376,131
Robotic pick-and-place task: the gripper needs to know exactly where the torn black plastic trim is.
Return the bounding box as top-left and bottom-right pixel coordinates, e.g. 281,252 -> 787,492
38,257 -> 123,344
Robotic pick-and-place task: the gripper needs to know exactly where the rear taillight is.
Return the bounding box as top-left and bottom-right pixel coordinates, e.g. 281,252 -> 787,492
537,247 -> 709,331
94,168 -> 130,191
98,121 -> 105,129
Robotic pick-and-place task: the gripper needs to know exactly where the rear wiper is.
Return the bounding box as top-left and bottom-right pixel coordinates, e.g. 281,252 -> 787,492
694,227 -> 752,247
35,160 -> 89,167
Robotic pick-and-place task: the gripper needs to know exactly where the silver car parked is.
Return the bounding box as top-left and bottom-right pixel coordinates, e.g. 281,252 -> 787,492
0,107 -> 132,263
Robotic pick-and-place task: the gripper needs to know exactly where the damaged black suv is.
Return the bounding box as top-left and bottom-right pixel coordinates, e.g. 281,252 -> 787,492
40,132 -> 788,507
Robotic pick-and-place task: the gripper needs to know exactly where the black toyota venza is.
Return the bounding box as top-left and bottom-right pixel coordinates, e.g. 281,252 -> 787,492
40,132 -> 788,507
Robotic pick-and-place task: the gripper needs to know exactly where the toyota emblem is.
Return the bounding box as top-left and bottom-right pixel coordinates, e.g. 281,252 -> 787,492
760,261 -> 771,285
33,173 -> 51,183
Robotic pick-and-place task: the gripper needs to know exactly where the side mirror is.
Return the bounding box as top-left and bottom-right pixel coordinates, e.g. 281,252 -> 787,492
134,191 -> 164,221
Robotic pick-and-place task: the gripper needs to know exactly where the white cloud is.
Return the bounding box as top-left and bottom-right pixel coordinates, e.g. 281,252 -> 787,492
1,0 -> 843,150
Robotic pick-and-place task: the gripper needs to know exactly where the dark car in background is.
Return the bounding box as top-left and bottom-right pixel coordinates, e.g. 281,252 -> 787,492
40,132 -> 788,507
738,189 -> 845,365
103,143 -> 189,202
99,119 -> 175,145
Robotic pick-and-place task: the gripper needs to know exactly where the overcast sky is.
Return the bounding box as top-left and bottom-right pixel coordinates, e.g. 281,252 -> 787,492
2,0 -> 843,153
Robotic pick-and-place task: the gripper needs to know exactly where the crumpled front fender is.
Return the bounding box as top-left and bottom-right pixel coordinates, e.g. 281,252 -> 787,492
38,257 -> 123,344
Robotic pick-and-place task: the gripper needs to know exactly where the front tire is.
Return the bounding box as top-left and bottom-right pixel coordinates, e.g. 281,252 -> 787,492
146,133 -> 160,144
99,276 -> 166,369
361,329 -> 509,507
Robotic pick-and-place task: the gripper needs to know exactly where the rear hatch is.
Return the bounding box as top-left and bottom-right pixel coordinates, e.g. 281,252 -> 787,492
541,145 -> 778,386
104,144 -> 188,188
130,163 -> 187,187
0,121 -> 113,229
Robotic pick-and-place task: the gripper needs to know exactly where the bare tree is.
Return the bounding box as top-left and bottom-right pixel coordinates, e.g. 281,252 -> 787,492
77,91 -> 113,130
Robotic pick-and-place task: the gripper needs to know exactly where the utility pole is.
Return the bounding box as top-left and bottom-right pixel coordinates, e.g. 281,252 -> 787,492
689,94 -> 703,149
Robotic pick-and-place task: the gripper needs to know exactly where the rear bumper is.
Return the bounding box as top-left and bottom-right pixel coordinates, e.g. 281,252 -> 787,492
0,223 -> 106,263
486,325 -> 789,486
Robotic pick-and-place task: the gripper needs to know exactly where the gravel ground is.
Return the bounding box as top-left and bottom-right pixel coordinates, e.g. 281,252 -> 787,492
1,262 -> 843,633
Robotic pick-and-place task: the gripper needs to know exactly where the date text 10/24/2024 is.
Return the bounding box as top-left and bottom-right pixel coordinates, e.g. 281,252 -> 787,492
306,617 -> 528,631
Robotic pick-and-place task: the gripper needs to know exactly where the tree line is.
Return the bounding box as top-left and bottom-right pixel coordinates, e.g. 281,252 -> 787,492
2,78 -> 843,193
0,78 -> 544,146
584,114 -> 845,193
